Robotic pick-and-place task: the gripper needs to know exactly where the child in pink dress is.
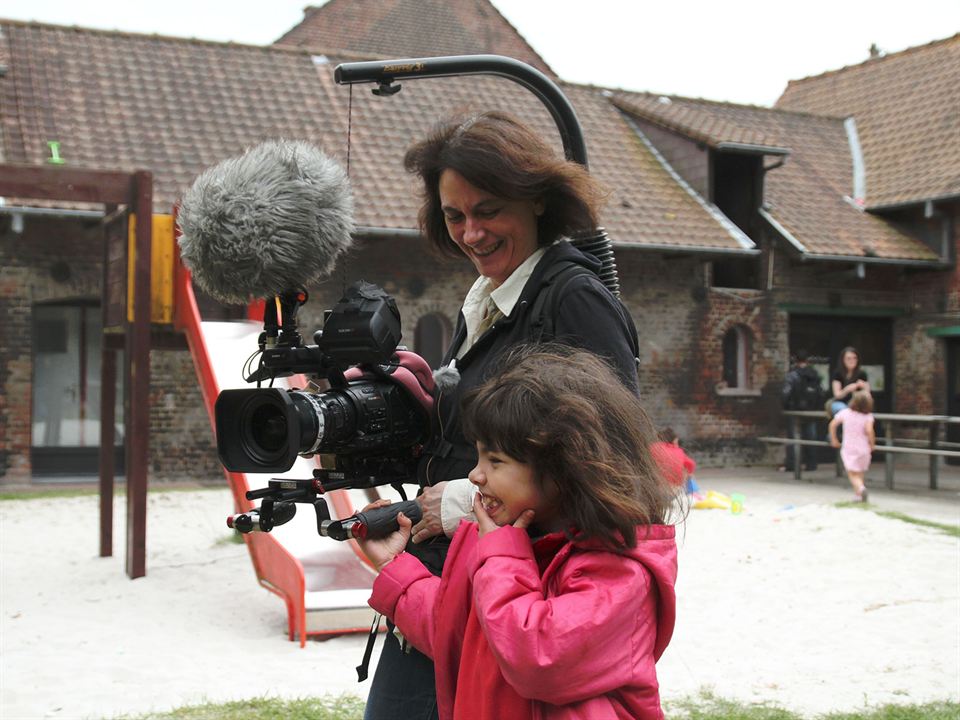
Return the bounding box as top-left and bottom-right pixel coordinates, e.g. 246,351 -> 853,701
828,390 -> 876,502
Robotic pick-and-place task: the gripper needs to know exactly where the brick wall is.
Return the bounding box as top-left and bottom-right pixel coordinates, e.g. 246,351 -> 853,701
2,211 -> 955,481
1,215 -> 104,483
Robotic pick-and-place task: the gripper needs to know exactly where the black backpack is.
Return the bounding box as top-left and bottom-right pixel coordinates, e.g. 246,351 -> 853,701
529,261 -> 640,369
784,368 -> 823,411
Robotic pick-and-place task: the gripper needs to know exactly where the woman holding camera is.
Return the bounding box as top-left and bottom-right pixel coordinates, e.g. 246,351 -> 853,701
363,111 -> 640,720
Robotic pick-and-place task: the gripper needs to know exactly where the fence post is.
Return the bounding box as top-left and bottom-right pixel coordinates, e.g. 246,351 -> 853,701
790,415 -> 803,481
929,421 -> 940,490
885,420 -> 895,490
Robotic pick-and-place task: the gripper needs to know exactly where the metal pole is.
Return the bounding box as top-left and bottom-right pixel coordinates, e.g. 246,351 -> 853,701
885,420 -> 895,490
790,416 -> 802,482
929,421 -> 940,490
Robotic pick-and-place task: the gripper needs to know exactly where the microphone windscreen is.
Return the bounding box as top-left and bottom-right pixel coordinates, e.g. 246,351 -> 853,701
177,140 -> 354,303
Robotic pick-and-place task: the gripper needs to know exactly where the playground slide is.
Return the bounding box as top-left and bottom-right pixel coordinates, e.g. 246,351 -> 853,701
174,267 -> 386,646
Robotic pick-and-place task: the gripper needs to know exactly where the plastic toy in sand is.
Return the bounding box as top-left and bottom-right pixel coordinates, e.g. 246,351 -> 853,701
692,490 -> 745,513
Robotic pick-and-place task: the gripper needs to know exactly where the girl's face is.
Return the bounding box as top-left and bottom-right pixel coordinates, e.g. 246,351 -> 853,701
843,351 -> 859,372
438,169 -> 543,288
468,442 -> 562,531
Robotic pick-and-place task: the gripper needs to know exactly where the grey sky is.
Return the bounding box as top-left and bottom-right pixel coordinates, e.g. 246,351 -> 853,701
3,0 -> 958,105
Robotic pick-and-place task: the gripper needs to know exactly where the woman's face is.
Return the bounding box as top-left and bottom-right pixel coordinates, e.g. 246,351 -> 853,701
843,351 -> 859,372
468,442 -> 561,531
438,169 -> 543,287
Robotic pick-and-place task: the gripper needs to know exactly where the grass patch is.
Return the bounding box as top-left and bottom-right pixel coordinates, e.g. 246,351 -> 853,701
836,502 -> 960,537
821,702 -> 960,719
0,487 -> 101,501
667,691 -> 796,718
112,694 -> 365,720
666,691 -> 960,719
109,693 -> 960,720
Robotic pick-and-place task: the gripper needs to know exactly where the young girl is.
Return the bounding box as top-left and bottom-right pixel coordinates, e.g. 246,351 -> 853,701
829,390 -> 876,502
358,346 -> 678,720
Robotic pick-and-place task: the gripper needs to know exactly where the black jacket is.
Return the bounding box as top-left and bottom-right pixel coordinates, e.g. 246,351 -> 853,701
781,364 -> 823,410
419,240 -> 640,489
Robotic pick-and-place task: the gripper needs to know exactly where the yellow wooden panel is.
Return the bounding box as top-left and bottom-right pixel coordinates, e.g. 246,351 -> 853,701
127,213 -> 175,324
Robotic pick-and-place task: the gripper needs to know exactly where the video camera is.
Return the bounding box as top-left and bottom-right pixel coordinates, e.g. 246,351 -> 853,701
216,281 -> 432,540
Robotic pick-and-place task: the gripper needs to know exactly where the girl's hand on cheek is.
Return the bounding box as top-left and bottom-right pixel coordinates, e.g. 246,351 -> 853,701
473,494 -> 535,538
474,492 -> 497,537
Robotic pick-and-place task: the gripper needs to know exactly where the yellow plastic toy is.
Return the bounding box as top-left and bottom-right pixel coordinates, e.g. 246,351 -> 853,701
693,490 -> 733,510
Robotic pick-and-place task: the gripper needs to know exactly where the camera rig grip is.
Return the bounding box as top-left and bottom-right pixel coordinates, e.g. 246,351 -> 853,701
225,472 -> 422,542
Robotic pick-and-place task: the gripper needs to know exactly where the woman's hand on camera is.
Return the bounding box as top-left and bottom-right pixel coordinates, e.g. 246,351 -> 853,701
355,499 -> 412,572
411,481 -> 447,543
473,493 -> 534,538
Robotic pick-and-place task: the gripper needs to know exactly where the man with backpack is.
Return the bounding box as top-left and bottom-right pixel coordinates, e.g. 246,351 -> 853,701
780,348 -> 823,472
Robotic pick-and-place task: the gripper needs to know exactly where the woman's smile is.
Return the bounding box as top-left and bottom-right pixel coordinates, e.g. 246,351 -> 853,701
438,169 -> 542,287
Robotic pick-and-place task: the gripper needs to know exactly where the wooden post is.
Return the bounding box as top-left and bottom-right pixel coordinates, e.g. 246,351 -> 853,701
126,171 -> 152,579
99,347 -> 116,557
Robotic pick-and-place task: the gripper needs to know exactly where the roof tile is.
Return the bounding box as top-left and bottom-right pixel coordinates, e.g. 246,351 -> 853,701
612,91 -> 938,262
775,34 -> 960,208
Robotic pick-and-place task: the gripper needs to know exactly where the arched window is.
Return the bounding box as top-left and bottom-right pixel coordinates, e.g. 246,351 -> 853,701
414,313 -> 451,369
722,325 -> 752,389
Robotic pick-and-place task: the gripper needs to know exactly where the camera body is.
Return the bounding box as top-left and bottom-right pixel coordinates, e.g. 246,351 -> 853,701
214,282 -> 430,480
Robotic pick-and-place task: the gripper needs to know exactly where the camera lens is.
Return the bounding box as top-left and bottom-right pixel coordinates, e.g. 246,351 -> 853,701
249,404 -> 288,454
237,394 -> 293,466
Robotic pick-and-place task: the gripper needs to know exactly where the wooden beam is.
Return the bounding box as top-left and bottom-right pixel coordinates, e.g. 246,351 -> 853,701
0,164 -> 133,204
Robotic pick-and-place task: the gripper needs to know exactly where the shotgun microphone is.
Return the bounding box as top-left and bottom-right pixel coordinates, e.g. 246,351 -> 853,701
177,139 -> 354,304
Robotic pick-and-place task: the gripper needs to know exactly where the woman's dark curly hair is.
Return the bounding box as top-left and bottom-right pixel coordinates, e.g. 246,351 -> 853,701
404,111 -> 605,256
460,344 -> 674,550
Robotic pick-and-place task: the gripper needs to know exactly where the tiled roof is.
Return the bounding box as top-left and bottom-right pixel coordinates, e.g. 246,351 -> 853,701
274,0 -> 555,77
775,34 -> 960,209
0,19 -> 750,255
611,91 -> 939,262
0,22 -> 343,208
606,91 -> 791,152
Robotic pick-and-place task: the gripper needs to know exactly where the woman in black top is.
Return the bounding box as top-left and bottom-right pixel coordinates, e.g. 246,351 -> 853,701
362,111 -> 640,720
830,346 -> 870,415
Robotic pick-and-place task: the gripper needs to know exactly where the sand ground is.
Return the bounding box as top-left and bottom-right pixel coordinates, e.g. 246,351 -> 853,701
2,464 -> 958,719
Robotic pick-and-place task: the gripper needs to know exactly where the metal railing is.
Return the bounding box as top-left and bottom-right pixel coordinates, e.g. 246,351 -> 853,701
760,410 -> 960,490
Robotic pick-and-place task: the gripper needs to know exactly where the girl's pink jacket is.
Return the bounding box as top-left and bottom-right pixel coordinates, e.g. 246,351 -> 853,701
369,520 -> 678,719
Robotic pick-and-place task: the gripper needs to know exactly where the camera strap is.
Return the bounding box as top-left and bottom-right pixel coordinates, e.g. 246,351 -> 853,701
356,611 -> 383,682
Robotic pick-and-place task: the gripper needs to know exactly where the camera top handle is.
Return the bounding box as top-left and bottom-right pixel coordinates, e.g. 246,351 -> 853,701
334,54 -> 588,168
334,55 -> 624,296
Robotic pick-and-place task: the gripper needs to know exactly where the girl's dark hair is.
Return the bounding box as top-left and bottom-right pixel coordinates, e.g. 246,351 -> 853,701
460,344 -> 674,550
404,111 -> 605,255
849,390 -> 874,414
837,346 -> 861,380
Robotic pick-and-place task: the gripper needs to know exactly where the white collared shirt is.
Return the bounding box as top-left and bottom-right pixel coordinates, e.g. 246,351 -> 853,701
456,245 -> 548,358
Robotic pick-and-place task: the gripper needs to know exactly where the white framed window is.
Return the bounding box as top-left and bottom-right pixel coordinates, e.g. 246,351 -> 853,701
718,324 -> 759,396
